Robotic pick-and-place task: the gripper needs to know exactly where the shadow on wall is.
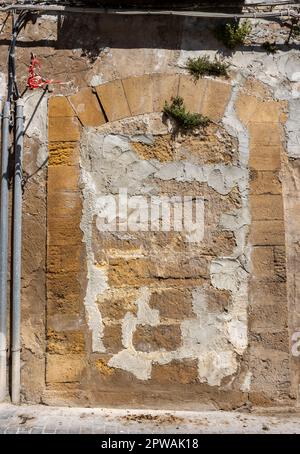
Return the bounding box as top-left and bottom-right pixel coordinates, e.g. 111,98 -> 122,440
54,11 -> 295,56
0,3 -> 295,60
56,1 -> 244,56
0,4 -> 295,59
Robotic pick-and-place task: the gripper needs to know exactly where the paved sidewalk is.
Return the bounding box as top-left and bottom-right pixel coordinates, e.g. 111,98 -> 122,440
0,403 -> 300,434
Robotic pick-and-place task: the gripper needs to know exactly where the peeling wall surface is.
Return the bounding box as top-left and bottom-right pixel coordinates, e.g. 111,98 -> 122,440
1,9 -> 300,409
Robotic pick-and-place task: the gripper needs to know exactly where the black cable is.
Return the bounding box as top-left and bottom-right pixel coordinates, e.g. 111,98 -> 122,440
7,11 -> 30,102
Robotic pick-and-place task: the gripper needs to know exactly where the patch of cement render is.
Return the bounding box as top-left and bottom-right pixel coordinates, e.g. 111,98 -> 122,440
23,91 -> 48,168
109,286 -> 243,386
80,112 -> 250,386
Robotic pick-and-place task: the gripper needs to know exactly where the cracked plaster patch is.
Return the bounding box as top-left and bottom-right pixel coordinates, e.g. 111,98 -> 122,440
79,93 -> 250,385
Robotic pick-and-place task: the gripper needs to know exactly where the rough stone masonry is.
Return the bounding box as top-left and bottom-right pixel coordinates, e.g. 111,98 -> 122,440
0,6 -> 300,410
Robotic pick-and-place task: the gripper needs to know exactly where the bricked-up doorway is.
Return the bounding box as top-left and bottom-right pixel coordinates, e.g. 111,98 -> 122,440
44,74 -> 295,409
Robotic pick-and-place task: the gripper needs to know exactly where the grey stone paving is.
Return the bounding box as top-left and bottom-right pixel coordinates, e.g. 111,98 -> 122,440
0,402 -> 300,434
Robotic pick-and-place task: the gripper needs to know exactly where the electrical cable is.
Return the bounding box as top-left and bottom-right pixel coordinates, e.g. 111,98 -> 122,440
7,10 -> 30,102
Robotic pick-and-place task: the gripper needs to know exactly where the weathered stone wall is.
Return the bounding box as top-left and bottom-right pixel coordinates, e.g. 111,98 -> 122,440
0,10 -> 299,409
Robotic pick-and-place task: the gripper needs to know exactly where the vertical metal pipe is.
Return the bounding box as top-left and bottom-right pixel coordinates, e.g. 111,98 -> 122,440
11,99 -> 23,405
0,101 -> 10,402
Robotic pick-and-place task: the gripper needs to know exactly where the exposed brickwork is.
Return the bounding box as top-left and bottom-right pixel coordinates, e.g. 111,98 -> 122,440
149,289 -> 194,320
151,359 -> 198,384
133,325 -> 182,352
102,324 -> 123,353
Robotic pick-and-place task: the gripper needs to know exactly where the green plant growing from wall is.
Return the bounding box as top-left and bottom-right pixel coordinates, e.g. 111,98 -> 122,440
186,55 -> 230,79
215,20 -> 252,50
261,41 -> 278,54
163,97 -> 210,131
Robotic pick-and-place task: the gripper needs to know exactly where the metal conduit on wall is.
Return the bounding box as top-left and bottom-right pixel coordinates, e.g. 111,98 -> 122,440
0,101 -> 11,403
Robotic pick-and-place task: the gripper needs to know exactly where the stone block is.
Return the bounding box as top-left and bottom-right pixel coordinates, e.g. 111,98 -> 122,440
46,354 -> 85,383
149,288 -> 194,319
249,124 -> 282,146
48,245 -> 82,273
249,146 -> 281,171
108,257 -> 208,287
98,292 -> 137,320
48,96 -> 74,118
250,194 -> 283,220
69,87 -> 106,127
250,170 -> 281,195
152,74 -> 179,112
47,272 -> 82,315
47,271 -> 81,296
250,281 -> 287,306
133,324 -> 181,352
252,246 -> 275,278
151,359 -> 198,384
274,246 -> 286,281
48,192 -> 82,219
249,330 -> 289,353
249,303 -> 288,333
48,165 -> 79,193
122,75 -> 153,116
103,324 -> 123,353
47,329 -> 85,354
132,135 -> 174,161
237,95 -> 285,125
248,347 -> 291,396
153,256 -> 208,280
201,79 -> 232,121
108,258 -> 152,287
250,220 -> 285,246
178,75 -> 206,113
95,80 -> 130,121
94,359 -> 114,376
48,116 -> 81,142
47,294 -> 81,316
47,221 -> 82,246
48,142 -> 79,167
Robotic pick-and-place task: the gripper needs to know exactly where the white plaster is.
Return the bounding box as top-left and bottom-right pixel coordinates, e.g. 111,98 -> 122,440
108,349 -> 152,380
24,91 -> 48,143
136,287 -> 160,326
23,91 -> 49,168
122,313 -> 137,349
210,259 -> 247,293
80,115 -> 250,381
240,371 -> 252,393
90,74 -> 105,86
154,162 -> 185,181
84,264 -> 108,352
198,351 -> 238,387
227,319 -> 248,355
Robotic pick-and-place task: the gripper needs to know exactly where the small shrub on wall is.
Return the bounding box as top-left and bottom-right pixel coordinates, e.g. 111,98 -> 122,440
186,55 -> 230,79
215,20 -> 252,49
163,97 -> 210,131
